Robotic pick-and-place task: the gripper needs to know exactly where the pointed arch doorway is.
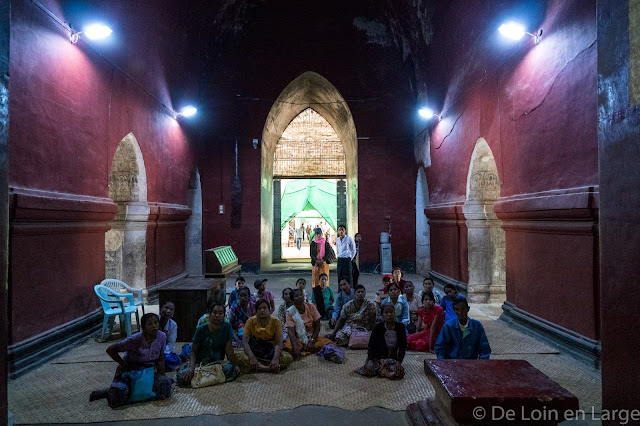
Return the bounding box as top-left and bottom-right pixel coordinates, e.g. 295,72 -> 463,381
260,72 -> 358,270
463,138 -> 506,303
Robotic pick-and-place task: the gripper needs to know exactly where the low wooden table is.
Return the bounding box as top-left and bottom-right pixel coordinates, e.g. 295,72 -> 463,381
158,277 -> 225,342
406,359 -> 579,425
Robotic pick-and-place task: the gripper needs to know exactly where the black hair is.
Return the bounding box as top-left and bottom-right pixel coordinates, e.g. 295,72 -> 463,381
319,273 -> 328,279
339,277 -> 351,285
282,287 -> 294,299
255,298 -> 270,310
444,283 -> 457,292
209,301 -> 225,315
404,280 -> 414,287
161,301 -> 175,309
380,303 -> 396,315
423,277 -> 434,284
452,297 -> 469,308
338,224 -> 346,230
354,284 -> 366,292
421,291 -> 436,303
238,286 -> 251,296
296,278 -> 306,285
141,313 -> 159,328
236,276 -> 245,283
293,288 -> 305,298
387,282 -> 400,291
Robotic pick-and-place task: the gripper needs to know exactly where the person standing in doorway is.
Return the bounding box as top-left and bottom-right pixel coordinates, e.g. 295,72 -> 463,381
352,232 -> 362,286
336,225 -> 356,286
295,225 -> 304,251
310,227 -> 334,287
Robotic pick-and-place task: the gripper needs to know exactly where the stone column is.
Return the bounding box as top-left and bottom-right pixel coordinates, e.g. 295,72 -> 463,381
272,179 -> 281,263
337,179 -> 347,228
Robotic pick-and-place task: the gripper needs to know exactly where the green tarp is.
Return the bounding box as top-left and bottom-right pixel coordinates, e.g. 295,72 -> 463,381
280,179 -> 337,230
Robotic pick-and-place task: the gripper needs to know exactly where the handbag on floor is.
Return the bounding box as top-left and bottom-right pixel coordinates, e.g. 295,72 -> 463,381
191,362 -> 226,388
348,330 -> 371,349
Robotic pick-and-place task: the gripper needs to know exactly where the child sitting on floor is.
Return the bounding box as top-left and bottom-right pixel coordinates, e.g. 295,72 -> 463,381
434,297 -> 491,359
296,278 -> 309,302
311,273 -> 335,320
440,283 -> 466,322
159,301 -> 181,371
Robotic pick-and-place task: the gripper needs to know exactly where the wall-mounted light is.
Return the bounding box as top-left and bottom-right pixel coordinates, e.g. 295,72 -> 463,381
177,106 -> 197,118
498,22 -> 543,44
418,107 -> 441,121
252,138 -> 259,149
70,23 -> 113,43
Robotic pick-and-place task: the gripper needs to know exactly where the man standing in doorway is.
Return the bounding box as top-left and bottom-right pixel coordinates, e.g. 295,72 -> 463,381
295,225 -> 304,251
336,225 -> 356,286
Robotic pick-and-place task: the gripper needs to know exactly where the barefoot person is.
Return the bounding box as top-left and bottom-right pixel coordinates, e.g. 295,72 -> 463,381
236,299 -> 293,373
284,289 -> 332,360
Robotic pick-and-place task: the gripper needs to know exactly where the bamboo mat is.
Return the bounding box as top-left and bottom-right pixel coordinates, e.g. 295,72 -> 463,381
8,307 -> 600,424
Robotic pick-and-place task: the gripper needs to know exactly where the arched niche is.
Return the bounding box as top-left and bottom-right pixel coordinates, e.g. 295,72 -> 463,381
105,132 -> 150,290
416,168 -> 431,275
260,71 -> 358,270
462,138 -> 506,303
185,168 -> 203,276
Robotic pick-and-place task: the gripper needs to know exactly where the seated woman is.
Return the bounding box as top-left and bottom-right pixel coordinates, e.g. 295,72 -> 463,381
178,302 -> 240,386
380,282 -> 410,327
285,288 -> 333,360
235,299 -> 293,373
407,291 -> 445,352
355,304 -> 407,380
90,313 -> 172,407
311,273 -> 335,320
159,301 -> 181,371
229,286 -> 256,344
277,287 -> 294,340
326,284 -> 376,346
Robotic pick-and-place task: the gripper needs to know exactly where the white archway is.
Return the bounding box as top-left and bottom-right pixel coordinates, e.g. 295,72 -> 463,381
462,138 -> 506,303
105,133 -> 150,289
260,72 -> 358,270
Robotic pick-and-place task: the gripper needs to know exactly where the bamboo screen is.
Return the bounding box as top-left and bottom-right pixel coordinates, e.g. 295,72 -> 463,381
274,108 -> 346,177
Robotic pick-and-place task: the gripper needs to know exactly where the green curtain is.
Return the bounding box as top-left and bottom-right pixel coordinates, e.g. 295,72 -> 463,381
280,179 -> 337,230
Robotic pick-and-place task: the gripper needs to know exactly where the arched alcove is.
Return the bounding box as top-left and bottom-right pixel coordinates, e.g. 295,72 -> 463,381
260,71 -> 358,270
416,168 -> 431,275
462,138 -> 506,303
105,132 -> 150,289
185,168 -> 203,276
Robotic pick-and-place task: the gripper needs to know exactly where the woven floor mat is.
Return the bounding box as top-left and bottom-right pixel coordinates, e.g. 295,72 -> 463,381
9,346 -> 433,424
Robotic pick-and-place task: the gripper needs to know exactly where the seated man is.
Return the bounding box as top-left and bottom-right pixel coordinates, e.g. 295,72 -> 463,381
440,283 -> 466,322
311,273 -> 335,320
434,298 -> 491,359
329,278 -> 354,328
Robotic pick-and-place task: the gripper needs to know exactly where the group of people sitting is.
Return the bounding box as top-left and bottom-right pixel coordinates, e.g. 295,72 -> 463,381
90,269 -> 491,408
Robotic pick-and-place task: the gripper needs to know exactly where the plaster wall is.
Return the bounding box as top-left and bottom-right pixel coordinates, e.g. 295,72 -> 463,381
7,0 -> 196,342
420,0 -> 599,338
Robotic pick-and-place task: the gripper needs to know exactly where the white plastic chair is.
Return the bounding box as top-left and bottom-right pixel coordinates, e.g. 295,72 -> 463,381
94,285 -> 140,341
100,278 -> 145,315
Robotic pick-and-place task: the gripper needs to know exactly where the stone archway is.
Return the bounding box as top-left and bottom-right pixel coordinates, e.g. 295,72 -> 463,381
462,138 -> 506,303
105,133 -> 150,289
185,168 -> 203,276
260,72 -> 358,270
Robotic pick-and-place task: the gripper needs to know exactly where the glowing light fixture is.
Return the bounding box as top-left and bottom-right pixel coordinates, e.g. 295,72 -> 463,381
178,106 -> 197,117
498,22 -> 543,44
70,24 -> 112,43
418,107 -> 441,120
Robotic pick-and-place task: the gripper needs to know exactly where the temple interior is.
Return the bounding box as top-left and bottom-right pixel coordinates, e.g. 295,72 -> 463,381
1,0 -> 639,424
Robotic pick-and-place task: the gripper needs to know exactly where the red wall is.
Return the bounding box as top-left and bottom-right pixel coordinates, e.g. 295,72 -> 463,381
421,0 -> 599,338
194,0 -> 418,272
8,0 -> 197,342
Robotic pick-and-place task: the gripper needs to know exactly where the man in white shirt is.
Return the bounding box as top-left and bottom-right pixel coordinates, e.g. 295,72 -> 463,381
336,224 -> 356,287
